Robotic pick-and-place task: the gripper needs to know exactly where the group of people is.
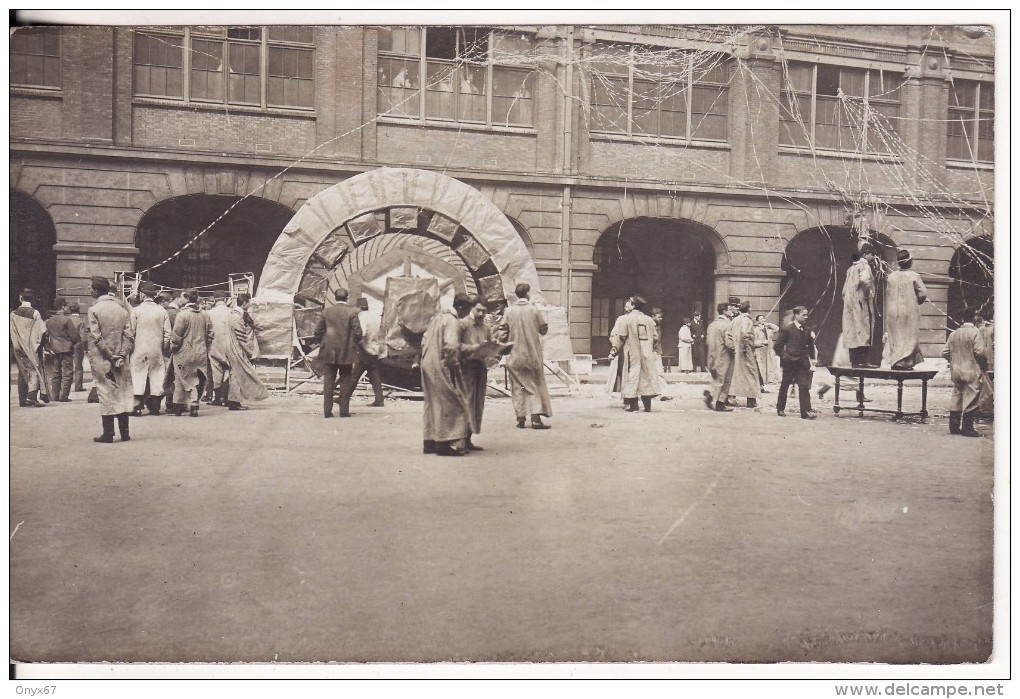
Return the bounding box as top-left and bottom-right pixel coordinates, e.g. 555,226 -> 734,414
313,282 -> 551,457
10,277 -> 268,443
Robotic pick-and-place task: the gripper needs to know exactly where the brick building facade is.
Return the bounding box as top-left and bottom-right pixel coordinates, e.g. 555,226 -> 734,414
10,24 -> 994,361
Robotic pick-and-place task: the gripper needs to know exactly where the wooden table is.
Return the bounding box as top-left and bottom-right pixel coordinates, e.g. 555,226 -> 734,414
826,366 -> 940,422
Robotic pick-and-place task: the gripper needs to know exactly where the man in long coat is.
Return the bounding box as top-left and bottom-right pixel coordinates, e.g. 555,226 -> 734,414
421,299 -> 474,456
458,294 -> 495,451
703,302 -> 734,412
10,288 -> 49,408
87,276 -> 135,441
724,301 -> 762,408
608,295 -> 660,412
313,287 -> 362,418
223,293 -> 269,411
842,249 -> 877,367
158,292 -> 181,414
129,281 -> 172,416
68,302 -> 86,393
753,314 -> 779,389
169,288 -> 214,417
502,282 -> 552,429
881,249 -> 928,370
206,290 -> 233,406
941,307 -> 987,437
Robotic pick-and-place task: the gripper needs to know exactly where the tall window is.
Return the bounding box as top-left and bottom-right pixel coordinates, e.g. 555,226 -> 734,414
133,26 -> 314,109
588,42 -> 731,142
377,27 -> 536,127
779,62 -> 902,153
947,79 -> 993,163
10,26 -> 61,88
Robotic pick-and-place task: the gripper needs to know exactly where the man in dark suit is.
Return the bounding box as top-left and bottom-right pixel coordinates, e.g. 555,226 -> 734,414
314,287 -> 363,418
690,312 -> 706,372
773,305 -> 817,420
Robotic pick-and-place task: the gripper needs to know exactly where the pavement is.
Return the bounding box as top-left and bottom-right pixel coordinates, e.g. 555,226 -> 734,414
9,380 -> 996,665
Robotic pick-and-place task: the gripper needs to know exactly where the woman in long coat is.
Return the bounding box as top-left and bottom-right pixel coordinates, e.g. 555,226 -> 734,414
753,315 -> 779,389
677,319 -> 695,373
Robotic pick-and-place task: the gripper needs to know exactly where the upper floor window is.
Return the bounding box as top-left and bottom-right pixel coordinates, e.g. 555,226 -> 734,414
133,26 -> 314,109
10,26 -> 61,89
780,62 -> 902,154
947,79 -> 993,163
377,27 -> 536,128
588,42 -> 731,142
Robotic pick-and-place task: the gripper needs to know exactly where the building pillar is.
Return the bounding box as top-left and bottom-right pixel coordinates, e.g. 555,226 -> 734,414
729,35 -> 780,185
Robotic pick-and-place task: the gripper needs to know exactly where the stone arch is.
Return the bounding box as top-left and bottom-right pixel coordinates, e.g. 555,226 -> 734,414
256,167 -> 542,304
10,189 -> 57,310
589,216 -> 726,360
135,194 -> 296,290
947,235 -> 993,328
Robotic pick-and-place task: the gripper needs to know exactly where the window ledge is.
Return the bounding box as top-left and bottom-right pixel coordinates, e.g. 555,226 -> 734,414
133,97 -> 316,119
590,132 -> 730,149
377,114 -> 537,135
946,159 -> 994,171
779,145 -> 904,164
10,86 -> 62,99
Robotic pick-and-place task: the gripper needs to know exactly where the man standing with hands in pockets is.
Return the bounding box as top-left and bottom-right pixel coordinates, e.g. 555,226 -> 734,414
774,305 -> 818,420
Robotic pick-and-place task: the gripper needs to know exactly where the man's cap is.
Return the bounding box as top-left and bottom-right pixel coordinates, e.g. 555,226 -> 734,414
896,249 -> 912,265
138,281 -> 158,296
728,296 -> 741,305
453,292 -> 474,309
356,297 -> 369,310
53,296 -> 67,308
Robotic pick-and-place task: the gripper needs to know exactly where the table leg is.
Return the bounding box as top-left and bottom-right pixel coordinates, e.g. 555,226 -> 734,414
895,379 -> 904,421
920,379 -> 929,420
858,376 -> 865,417
834,375 -> 840,414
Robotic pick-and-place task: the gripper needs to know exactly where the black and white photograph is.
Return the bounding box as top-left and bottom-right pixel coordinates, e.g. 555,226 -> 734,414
7,9 -> 1008,691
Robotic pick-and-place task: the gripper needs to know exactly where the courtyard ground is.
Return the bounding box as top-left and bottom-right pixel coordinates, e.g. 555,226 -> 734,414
9,376 -> 998,667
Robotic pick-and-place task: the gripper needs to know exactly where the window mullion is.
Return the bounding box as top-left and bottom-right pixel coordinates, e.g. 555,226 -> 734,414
862,71 -> 870,154
686,61 -> 692,143
222,39 -> 229,104
260,32 -> 268,109
183,28 -> 191,103
419,40 -> 426,121
809,65 -> 817,145
627,47 -> 634,136
973,84 -> 981,158
486,31 -> 493,126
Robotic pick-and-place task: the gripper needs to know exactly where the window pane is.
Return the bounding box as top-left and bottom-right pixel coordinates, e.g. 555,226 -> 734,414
268,26 -> 313,44
193,26 -> 226,36
377,56 -> 420,116
192,38 -> 223,71
697,58 -> 730,85
492,31 -> 534,57
493,67 -> 532,126
459,28 -> 488,62
659,81 -> 686,139
816,64 -> 840,97
691,84 -> 728,141
425,27 -> 458,60
457,65 -> 486,121
425,61 -> 456,119
980,83 -> 994,110
590,75 -> 628,133
839,67 -> 866,97
631,78 -> 658,135
227,27 -> 261,41
191,39 -> 224,101
814,95 -> 840,148
949,80 -> 977,109
785,62 -> 813,93
869,69 -> 901,100
590,42 -> 629,74
11,26 -> 61,87
977,114 -> 994,161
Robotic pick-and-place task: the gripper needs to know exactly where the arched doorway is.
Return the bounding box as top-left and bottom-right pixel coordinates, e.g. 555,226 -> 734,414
136,195 -> 295,290
590,218 -> 719,361
948,236 -> 994,329
781,226 -> 898,365
10,190 -> 57,311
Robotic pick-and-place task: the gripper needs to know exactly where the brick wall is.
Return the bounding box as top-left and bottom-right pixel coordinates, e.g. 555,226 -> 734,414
131,106 -> 317,156
10,95 -> 62,140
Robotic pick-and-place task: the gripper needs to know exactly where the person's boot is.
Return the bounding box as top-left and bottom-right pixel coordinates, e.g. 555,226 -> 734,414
147,395 -> 162,416
960,412 -> 982,437
948,411 -> 961,435
465,435 -> 483,451
189,401 -> 200,418
516,417 -> 527,429
641,396 -> 652,412
117,413 -> 131,442
132,395 -> 145,417
423,440 -> 437,454
725,396 -> 738,407
817,385 -> 831,400
88,386 -> 100,403
211,385 -> 226,407
25,390 -> 45,407
227,401 -> 249,411
625,399 -> 639,412
703,390 -> 713,410
747,398 -> 757,408
714,401 -> 733,412
531,413 -> 551,429
94,415 -> 115,443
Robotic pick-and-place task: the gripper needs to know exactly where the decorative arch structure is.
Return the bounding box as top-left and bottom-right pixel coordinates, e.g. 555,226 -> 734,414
256,167 -> 543,304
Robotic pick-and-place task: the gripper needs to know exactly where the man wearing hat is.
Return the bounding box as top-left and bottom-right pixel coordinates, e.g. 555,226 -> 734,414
607,294 -> 661,412
45,296 -> 80,402
10,288 -> 49,407
351,297 -> 386,409
205,290 -> 233,406
86,276 -> 135,441
129,281 -> 172,416
313,287 -> 362,418
881,248 -> 928,370
842,248 -> 877,368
